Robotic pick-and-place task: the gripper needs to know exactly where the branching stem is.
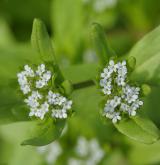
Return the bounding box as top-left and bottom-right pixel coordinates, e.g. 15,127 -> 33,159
73,80 -> 95,90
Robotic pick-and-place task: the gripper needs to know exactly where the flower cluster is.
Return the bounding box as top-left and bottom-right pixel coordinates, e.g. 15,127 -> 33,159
100,60 -> 143,123
17,64 -> 72,120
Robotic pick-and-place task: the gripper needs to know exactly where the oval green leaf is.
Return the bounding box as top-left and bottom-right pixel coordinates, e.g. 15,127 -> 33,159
31,18 -> 64,83
114,115 -> 160,144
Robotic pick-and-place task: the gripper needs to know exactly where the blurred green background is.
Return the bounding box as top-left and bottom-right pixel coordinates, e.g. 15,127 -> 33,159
0,0 -> 160,164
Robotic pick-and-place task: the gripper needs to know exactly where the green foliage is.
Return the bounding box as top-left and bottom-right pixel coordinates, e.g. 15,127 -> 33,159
31,18 -> 55,63
114,115 -> 160,144
31,18 -> 64,83
91,22 -> 160,144
0,1 -> 160,164
129,25 -> 160,86
91,23 -> 116,65
21,119 -> 65,146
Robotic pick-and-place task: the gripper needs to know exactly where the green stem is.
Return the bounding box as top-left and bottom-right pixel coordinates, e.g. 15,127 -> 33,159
73,80 -> 95,90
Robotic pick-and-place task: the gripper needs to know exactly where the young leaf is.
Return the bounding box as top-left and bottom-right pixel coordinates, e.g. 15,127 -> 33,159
128,25 -> 160,86
31,18 -> 55,62
91,23 -> 116,65
31,18 -> 64,83
21,119 -> 65,146
114,115 -> 160,144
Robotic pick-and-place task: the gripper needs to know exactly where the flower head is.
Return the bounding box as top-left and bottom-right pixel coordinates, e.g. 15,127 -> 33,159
17,64 -> 72,120
100,60 -> 143,123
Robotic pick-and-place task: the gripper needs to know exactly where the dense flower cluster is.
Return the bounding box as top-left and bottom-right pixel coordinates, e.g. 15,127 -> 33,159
17,64 -> 72,120
100,60 -> 143,123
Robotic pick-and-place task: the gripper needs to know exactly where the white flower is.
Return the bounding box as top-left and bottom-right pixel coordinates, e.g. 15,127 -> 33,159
24,65 -> 34,77
47,91 -> 59,104
100,60 -> 144,123
47,90 -> 72,119
28,101 -> 49,119
41,71 -> 52,82
122,85 -> 140,104
128,109 -> 137,116
120,103 -> 130,112
112,112 -> 121,123
29,108 -> 38,117
100,60 -> 127,95
104,96 -> 121,114
17,71 -> 27,84
24,91 -> 41,108
52,109 -> 67,119
63,100 -> 73,110
55,96 -> 67,106
36,68 -> 52,89
116,61 -> 127,86
36,80 -> 46,88
101,78 -> 112,95
32,91 -> 42,99
20,84 -> 31,94
17,64 -> 73,120
110,96 -> 121,107
17,71 -> 31,94
36,64 -> 45,76
103,96 -> 122,123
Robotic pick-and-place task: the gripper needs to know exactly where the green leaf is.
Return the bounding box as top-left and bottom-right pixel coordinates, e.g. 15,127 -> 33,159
91,23 -> 116,65
31,18 -> 64,83
31,18 -> 55,62
114,115 -> 160,144
21,119 -> 65,146
128,25 -> 160,85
